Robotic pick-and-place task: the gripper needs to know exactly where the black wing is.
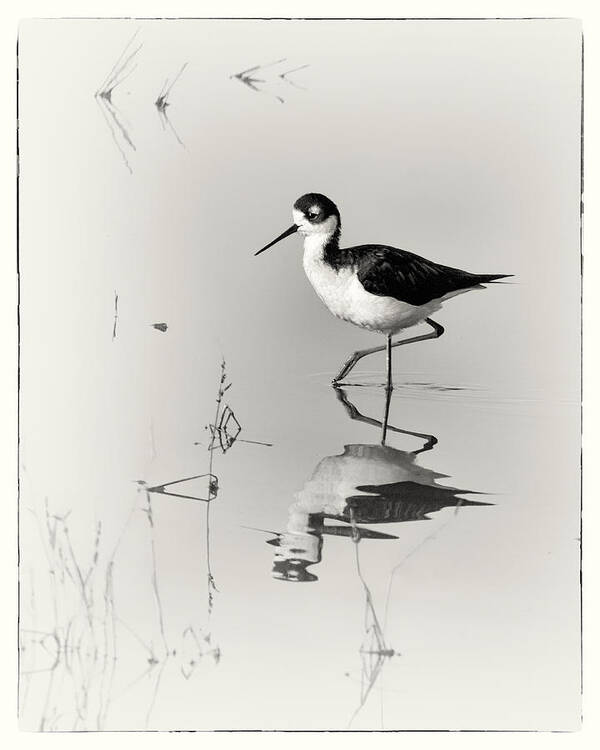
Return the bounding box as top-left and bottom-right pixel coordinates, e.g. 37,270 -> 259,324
348,245 -> 510,306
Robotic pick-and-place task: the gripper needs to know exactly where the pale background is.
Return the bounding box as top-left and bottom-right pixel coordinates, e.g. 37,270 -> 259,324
2,1 -> 592,748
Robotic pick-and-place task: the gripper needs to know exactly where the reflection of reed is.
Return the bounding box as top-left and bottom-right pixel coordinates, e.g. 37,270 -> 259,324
141,489 -> 169,657
279,64 -> 310,90
96,28 -> 142,103
145,359 -> 267,621
230,58 -> 309,104
20,502 -> 121,730
145,474 -> 217,503
205,361 -> 227,609
21,360 -> 263,729
112,290 -> 119,341
347,519 -> 395,729
230,58 -> 285,103
95,29 -> 141,173
180,626 -> 220,680
200,360 -> 270,605
20,493 -> 219,731
155,63 -> 188,148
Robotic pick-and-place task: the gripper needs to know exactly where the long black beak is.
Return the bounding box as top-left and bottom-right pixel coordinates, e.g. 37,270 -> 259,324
254,224 -> 298,256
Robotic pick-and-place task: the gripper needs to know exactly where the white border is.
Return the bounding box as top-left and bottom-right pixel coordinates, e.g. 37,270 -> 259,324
1,2 -> 597,748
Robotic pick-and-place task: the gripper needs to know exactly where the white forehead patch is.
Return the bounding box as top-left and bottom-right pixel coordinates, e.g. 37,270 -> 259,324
292,208 -> 305,225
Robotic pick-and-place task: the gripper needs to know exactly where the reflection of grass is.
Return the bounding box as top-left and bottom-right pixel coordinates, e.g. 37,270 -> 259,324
347,510 -> 396,728
20,494 -> 219,731
230,58 -> 309,104
95,28 -> 142,103
205,361 -> 272,453
201,358 -> 271,606
141,489 -> 169,658
144,358 -> 260,617
20,358 -> 264,729
20,502 -> 119,730
279,64 -> 309,89
94,29 -> 141,173
230,58 -> 285,103
112,291 -> 118,340
205,359 -> 227,609
155,63 -> 188,147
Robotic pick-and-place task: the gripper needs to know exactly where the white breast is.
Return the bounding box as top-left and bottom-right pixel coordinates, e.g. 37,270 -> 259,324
302,235 -> 355,319
302,236 -> 441,335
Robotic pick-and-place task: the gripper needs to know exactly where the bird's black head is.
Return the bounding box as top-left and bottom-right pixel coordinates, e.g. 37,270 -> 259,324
292,193 -> 340,225
254,192 -> 341,256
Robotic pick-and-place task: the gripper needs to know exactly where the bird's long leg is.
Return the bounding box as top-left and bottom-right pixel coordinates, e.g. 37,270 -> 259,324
332,318 -> 445,384
333,343 -> 389,384
381,380 -> 392,446
381,335 -> 393,444
385,334 -> 393,391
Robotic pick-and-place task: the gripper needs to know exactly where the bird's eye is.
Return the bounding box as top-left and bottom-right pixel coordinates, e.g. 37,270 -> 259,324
307,211 -> 318,220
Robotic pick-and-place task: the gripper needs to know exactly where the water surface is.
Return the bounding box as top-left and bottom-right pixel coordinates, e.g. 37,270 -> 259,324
18,18 -> 581,731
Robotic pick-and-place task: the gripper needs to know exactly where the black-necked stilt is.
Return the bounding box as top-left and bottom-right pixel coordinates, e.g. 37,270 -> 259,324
256,193 -> 511,385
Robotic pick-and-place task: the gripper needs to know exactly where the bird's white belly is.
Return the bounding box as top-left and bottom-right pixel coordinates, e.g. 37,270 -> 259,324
303,247 -> 441,335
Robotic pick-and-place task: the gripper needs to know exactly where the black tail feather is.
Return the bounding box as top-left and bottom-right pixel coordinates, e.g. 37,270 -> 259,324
476,273 -> 513,284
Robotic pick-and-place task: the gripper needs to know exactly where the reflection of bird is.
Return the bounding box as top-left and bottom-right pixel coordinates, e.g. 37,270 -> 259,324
255,193 -> 511,384
268,441 -> 488,582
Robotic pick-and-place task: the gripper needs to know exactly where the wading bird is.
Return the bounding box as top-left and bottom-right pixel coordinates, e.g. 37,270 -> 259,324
255,193 -> 511,385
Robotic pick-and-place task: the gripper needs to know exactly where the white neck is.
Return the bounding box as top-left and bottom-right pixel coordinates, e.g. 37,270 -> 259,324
302,231 -> 333,262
